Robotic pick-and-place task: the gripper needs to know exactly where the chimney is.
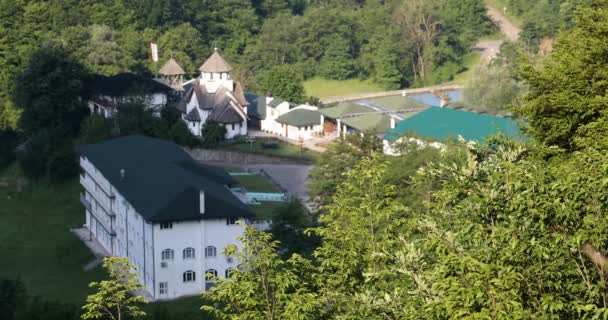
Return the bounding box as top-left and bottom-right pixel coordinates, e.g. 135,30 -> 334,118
390,116 -> 396,129
120,169 -> 125,181
199,191 -> 205,214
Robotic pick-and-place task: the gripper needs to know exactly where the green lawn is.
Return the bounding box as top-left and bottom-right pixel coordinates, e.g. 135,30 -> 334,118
450,51 -> 482,85
0,165 -> 105,304
249,201 -> 286,220
304,77 -> 384,98
234,174 -> 278,193
219,138 -> 320,163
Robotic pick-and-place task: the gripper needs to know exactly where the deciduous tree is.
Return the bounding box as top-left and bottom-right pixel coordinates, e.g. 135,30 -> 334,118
82,257 -> 147,320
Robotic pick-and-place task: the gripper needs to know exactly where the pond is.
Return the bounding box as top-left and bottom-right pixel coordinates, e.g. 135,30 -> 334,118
408,90 -> 463,106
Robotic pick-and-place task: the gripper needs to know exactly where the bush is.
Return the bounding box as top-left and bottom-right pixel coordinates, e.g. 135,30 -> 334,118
201,121 -> 226,148
0,128 -> 20,168
168,120 -> 199,148
16,131 -> 54,180
47,142 -> 79,182
16,130 -> 78,181
77,114 -> 113,145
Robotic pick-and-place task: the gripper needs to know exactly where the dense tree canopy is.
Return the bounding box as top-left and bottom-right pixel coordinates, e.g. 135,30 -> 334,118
515,0 -> 608,151
0,0 -> 499,128
12,47 -> 89,135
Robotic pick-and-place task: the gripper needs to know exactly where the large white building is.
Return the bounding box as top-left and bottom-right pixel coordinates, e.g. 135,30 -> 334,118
259,97 -> 323,140
79,135 -> 255,300
174,50 -> 249,139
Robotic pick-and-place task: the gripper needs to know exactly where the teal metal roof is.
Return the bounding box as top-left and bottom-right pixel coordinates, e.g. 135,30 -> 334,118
384,107 -> 523,143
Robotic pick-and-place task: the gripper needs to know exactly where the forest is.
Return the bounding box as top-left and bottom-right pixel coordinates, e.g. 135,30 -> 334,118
0,0 -> 496,128
498,0 -> 583,51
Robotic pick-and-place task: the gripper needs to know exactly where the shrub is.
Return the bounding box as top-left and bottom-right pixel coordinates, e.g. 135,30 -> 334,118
0,128 -> 20,168
168,121 -> 198,148
15,130 -> 54,179
77,114 -> 113,145
201,121 -> 226,148
47,142 -> 79,182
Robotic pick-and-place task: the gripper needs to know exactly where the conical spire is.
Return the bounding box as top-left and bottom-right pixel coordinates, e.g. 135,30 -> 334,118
199,49 -> 232,73
159,58 -> 185,76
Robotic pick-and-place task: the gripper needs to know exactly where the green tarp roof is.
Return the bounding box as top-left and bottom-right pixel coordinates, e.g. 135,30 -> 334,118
80,135 -> 253,223
384,107 -> 523,143
341,113 -> 391,134
276,109 -> 321,127
365,96 -> 428,111
318,102 -> 370,118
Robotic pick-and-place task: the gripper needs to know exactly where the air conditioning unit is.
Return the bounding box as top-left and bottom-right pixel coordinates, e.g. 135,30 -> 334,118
160,262 -> 168,268
226,257 -> 234,263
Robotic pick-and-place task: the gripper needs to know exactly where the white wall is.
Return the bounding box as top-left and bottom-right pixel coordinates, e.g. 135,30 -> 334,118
284,123 -> 323,140
80,156 -> 156,298
200,73 -> 233,94
382,137 -> 445,156
223,121 -> 247,139
260,101 -> 322,140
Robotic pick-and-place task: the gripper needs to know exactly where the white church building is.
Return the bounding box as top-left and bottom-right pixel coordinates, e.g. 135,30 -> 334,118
172,50 -> 249,139
79,135 -> 256,300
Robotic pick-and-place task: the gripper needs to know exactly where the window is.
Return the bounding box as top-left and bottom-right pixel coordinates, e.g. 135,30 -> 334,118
225,268 -> 235,279
226,217 -> 237,225
160,222 -> 172,229
205,269 -> 218,281
159,282 -> 168,294
161,249 -> 174,260
231,123 -> 235,130
183,270 -> 196,282
205,246 -> 217,257
183,247 -> 195,259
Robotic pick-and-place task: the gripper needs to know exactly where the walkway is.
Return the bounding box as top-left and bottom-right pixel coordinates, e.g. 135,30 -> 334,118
475,4 -> 521,63
320,84 -> 463,104
248,129 -> 336,153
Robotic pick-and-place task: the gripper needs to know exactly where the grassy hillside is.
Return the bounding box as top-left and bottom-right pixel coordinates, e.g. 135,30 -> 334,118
0,165 -> 104,303
304,77 -> 384,98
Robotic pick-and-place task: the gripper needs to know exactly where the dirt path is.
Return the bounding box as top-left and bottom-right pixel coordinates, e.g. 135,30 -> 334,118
487,4 -> 520,42
475,4 -> 522,63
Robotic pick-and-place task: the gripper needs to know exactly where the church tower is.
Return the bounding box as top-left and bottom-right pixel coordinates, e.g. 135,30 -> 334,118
159,58 -> 185,90
198,48 -> 234,93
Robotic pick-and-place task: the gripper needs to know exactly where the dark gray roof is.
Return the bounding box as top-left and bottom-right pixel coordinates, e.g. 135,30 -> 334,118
184,109 -> 201,122
176,81 -> 247,123
207,103 -> 243,123
233,82 -> 250,106
80,135 -> 252,223
90,73 -> 173,97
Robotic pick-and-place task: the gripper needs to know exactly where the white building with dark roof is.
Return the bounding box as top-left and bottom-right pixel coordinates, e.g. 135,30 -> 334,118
87,73 -> 173,118
259,97 -> 323,140
79,135 -> 255,300
174,50 -> 249,139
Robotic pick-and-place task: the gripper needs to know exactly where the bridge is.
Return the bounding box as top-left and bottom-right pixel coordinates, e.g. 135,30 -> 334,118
319,84 -> 463,105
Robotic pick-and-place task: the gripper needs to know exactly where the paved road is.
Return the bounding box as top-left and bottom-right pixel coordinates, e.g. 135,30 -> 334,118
475,4 -> 521,63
